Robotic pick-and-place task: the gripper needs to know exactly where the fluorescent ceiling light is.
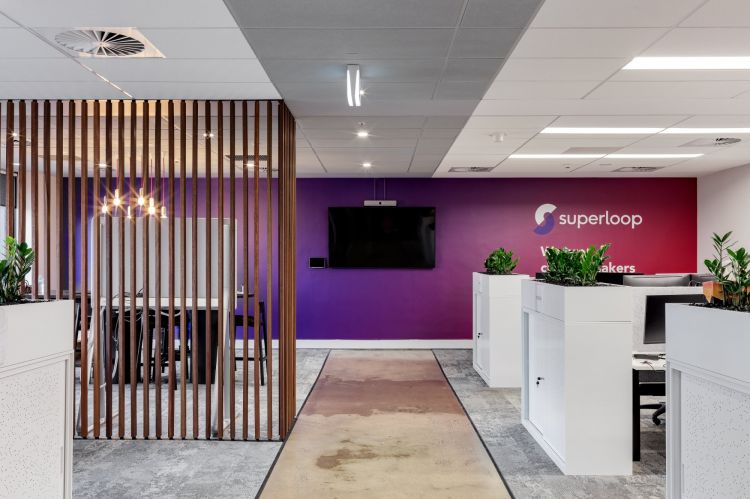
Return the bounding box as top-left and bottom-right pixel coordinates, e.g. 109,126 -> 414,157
624,56 -> 750,70
356,130 -> 369,138
541,127 -> 664,134
346,64 -> 361,107
509,154 -> 605,159
607,153 -> 703,159
661,127 -> 750,134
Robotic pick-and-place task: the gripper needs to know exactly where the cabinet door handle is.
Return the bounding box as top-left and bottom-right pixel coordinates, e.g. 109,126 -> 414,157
536,376 -> 544,386
477,332 -> 482,338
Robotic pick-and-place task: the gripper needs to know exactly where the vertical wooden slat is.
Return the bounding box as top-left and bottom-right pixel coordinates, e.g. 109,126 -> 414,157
229,101 -> 236,440
117,100 -> 126,439
80,100 -> 88,438
204,100 -> 212,440
43,100 -> 50,301
6,100 -> 14,238
191,100 -> 199,439
31,100 -> 38,300
167,100 -> 175,439
68,101 -> 75,304
242,101 -> 249,441
266,100 -> 273,439
17,102 -> 25,242
179,100 -> 187,439
142,100 -> 150,439
154,99 -> 162,439
104,100 -> 113,439
92,100 -> 101,438
18,101 -> 25,242
129,100 -> 137,439
217,100 -> 224,439
56,100 -> 63,299
253,101 -> 260,440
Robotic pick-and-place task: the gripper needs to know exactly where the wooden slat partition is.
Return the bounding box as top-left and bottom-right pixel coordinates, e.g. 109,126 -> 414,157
204,100 -> 212,440
104,100 -> 113,440
179,100 -> 187,440
278,102 -> 297,439
92,100 -> 101,438
129,100 -> 138,439
117,100 -> 126,439
16,99 -> 294,443
228,101 -> 236,441
31,101 -> 38,300
79,100 -> 89,438
142,100 -> 150,440
6,100 -> 14,238
266,101 -> 274,440
241,101 -> 249,441
167,100 -> 175,440
191,100 -> 199,440
253,101 -> 260,440
216,100 -> 225,439
154,100 -> 162,440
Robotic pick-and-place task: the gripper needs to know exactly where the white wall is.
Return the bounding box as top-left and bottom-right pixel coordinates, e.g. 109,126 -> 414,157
698,164 -> 750,269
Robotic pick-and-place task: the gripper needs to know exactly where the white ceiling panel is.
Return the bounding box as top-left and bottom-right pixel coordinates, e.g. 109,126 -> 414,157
586,81 -> 750,99
610,68 -> 750,81
0,81 -> 121,99
463,115 -> 556,129
139,28 -> 257,59
642,28 -> 750,57
0,28 -> 64,58
516,136 -> 640,153
496,57 -> 628,81
111,82 -> 280,99
485,80 -> 599,99
674,115 -> 750,127
531,0 -> 705,28
438,154 -> 506,168
0,0 -> 238,28
550,115 -> 689,128
680,0 -> 750,28
86,59 -> 271,83
0,58 -> 101,82
511,28 -> 667,58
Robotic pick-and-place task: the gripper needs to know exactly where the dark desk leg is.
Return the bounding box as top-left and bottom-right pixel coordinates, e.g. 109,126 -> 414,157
194,310 -> 219,384
633,369 -> 640,462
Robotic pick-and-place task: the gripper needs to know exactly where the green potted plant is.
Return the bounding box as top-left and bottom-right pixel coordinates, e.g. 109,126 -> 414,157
473,248 -> 529,388
0,236 -> 35,304
703,231 -> 750,308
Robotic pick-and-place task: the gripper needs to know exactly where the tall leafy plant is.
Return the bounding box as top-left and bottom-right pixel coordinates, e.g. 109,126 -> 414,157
705,231 -> 750,310
0,237 -> 35,304
543,244 -> 611,286
484,248 -> 519,275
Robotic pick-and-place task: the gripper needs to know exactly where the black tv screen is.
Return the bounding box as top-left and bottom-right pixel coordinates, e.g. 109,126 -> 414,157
328,207 -> 436,268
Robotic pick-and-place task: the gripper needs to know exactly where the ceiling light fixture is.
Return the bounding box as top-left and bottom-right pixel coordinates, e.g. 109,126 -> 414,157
541,127 -> 664,134
624,56 -> 750,70
509,154 -> 605,159
607,153 -> 703,159
346,64 -> 361,107
357,130 -> 369,138
661,127 -> 750,134
362,162 -> 372,168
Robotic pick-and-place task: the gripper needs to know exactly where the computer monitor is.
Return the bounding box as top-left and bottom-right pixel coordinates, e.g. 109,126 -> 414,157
596,272 -> 643,285
643,294 -> 706,344
623,274 -> 690,287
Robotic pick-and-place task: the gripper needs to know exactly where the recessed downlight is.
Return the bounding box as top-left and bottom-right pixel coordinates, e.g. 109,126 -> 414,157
362,162 -> 372,168
624,56 -> 750,70
357,130 -> 369,138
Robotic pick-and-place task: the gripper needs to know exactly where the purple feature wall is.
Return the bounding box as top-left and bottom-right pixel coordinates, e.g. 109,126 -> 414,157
295,178 -> 697,341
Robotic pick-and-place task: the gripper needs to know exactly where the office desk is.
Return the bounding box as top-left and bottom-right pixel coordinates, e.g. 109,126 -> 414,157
632,356 -> 666,461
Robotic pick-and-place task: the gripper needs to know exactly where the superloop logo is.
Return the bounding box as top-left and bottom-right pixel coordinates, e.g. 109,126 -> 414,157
533,204 -> 557,235
533,203 -> 643,235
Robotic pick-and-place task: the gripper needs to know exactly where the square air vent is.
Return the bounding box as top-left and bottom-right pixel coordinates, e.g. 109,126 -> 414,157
41,27 -> 164,58
613,166 -> 664,173
448,166 -> 495,173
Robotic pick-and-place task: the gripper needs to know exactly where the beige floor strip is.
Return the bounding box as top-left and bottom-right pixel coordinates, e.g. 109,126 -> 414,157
260,350 -> 511,498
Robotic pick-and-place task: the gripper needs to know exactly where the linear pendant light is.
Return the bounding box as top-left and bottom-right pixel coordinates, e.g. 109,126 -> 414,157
541,127 -> 664,134
346,64 -> 361,107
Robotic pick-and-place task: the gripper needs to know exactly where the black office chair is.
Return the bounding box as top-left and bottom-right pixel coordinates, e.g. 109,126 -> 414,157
234,301 -> 268,386
637,369 -> 666,425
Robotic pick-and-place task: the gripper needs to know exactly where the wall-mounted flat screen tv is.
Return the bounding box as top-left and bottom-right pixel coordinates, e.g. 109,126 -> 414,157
328,207 -> 436,268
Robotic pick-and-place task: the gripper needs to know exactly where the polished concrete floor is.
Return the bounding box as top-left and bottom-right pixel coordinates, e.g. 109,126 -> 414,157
74,348 -> 666,498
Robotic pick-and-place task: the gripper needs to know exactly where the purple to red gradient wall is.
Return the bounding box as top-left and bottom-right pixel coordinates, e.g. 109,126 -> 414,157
65,177 -> 697,341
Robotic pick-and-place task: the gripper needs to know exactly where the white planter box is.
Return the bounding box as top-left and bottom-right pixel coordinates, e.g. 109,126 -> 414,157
521,280 -> 633,475
0,300 -> 74,499
666,304 -> 750,499
472,272 -> 529,387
